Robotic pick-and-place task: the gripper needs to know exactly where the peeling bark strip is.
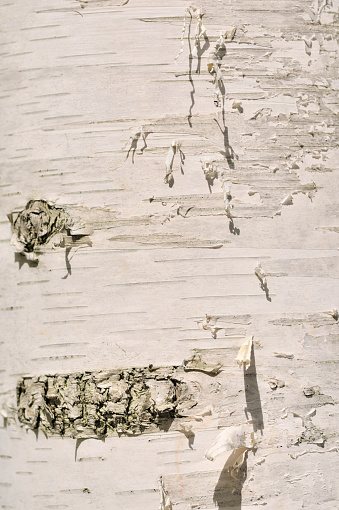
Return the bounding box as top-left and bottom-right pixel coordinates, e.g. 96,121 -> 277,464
16,367 -> 199,438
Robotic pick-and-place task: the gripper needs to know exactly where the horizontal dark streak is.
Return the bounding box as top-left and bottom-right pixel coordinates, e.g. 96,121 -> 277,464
59,52 -> 117,59
75,312 -> 147,317
36,92 -> 70,98
30,36 -> 68,41
42,292 -> 83,296
109,327 -> 181,333
26,460 -> 48,464
155,256 -> 271,263
39,342 -> 89,349
31,355 -> 87,361
115,488 -> 157,496
104,279 -> 186,286
20,25 -> 60,31
181,294 -> 274,299
17,280 -> 49,285
42,306 -> 87,310
42,320 -> 86,324
64,189 -> 124,194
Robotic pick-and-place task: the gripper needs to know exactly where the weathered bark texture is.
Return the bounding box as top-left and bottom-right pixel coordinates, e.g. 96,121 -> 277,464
0,0 -> 338,509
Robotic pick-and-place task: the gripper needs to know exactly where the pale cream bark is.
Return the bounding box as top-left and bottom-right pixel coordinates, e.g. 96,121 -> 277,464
0,1 -> 338,509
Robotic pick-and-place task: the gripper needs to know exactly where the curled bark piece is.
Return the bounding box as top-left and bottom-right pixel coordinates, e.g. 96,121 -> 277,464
303,36 -> 313,55
164,140 -> 182,186
274,352 -> 294,359
208,28 -> 235,66
186,404 -> 213,422
205,423 -> 255,461
68,224 -> 94,236
196,314 -> 222,338
8,200 -> 70,262
183,353 -> 222,374
207,28 -> 235,106
327,308 -> 338,321
201,158 -> 218,180
255,262 -> 267,287
201,157 -> 219,190
224,447 -> 248,478
174,5 -> 207,62
235,336 -> 253,368
232,100 -> 243,113
222,181 -> 233,218
292,408 -> 316,427
193,7 -> 207,55
208,62 -> 224,106
158,476 -> 172,510
123,127 -> 150,162
161,202 -> 193,224
268,378 -> 285,390
281,194 -> 293,206
303,387 -> 316,397
174,9 -> 187,61
255,262 -> 271,300
291,408 -> 326,446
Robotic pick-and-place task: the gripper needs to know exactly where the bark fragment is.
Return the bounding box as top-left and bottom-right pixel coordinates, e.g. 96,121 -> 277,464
268,378 -> 285,390
205,423 -> 256,462
183,353 -> 223,374
8,200 -> 92,265
292,408 -> 326,447
8,200 -> 70,262
158,476 -> 172,510
235,336 -> 253,369
196,314 -> 222,338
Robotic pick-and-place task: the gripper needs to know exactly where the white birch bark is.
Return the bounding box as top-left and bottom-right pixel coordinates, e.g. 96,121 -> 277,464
0,0 -> 338,509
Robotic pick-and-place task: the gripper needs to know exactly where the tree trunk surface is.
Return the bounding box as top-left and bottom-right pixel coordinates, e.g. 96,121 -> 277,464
0,0 -> 338,509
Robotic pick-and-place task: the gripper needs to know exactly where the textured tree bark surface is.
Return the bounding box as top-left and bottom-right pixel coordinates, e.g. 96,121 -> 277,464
0,0 -> 338,509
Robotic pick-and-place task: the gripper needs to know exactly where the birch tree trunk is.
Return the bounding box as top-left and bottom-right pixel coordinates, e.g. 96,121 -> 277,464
1,0 -> 338,509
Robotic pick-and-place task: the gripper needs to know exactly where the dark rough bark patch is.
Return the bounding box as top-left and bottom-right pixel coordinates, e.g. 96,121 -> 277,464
16,366 -> 199,438
8,200 -> 70,260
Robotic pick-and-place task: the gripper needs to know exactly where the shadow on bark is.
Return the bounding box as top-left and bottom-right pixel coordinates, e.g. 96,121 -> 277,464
213,452 -> 248,509
214,117 -> 237,170
244,343 -> 264,434
157,415 -> 175,433
75,437 -> 105,462
187,11 -> 195,127
125,131 -> 151,163
187,13 -> 210,126
195,34 -> 210,74
15,252 -> 39,268
62,246 -> 72,279
261,280 -> 272,302
229,218 -> 240,236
